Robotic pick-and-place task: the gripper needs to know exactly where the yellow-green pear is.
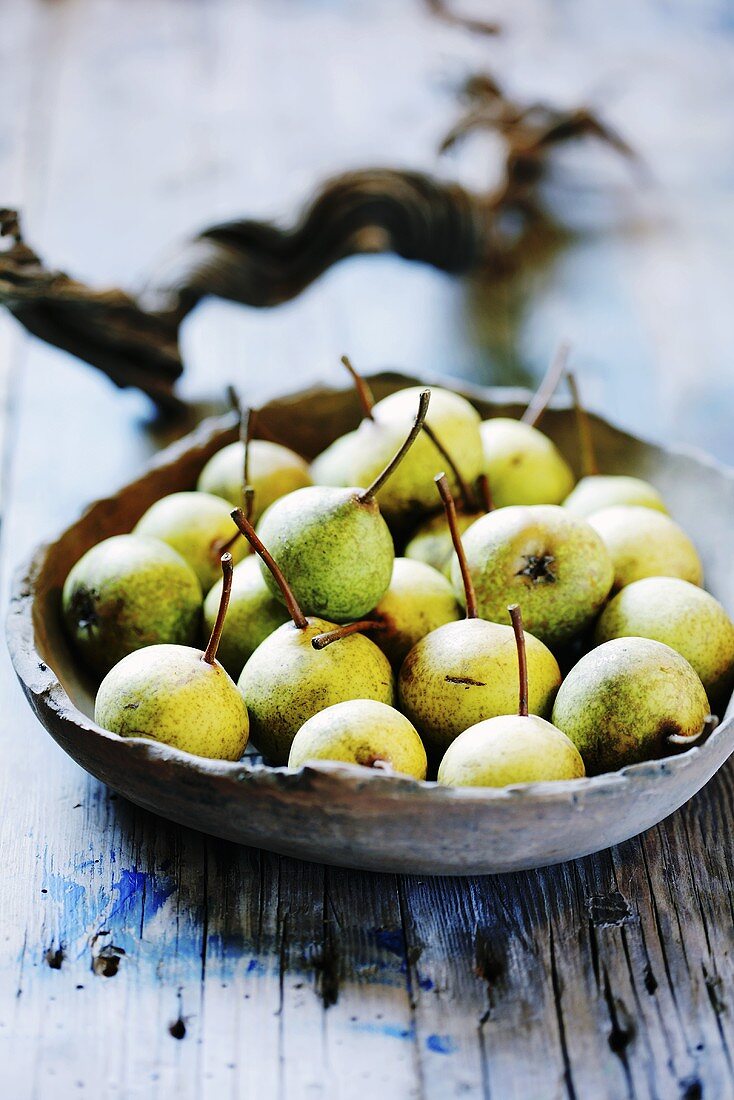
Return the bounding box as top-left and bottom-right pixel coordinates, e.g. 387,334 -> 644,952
404,509 -> 484,576
203,556 -> 289,679
62,534 -> 202,675
310,430 -> 360,487
94,554 -> 248,761
452,504 -> 613,647
134,491 -> 246,590
255,391 -> 430,623
197,439 -> 311,520
563,474 -> 667,518
370,557 -> 461,666
289,699 -> 427,779
231,510 -> 394,765
480,418 -> 574,507
588,506 -> 703,591
552,637 -> 710,775
595,577 -> 734,706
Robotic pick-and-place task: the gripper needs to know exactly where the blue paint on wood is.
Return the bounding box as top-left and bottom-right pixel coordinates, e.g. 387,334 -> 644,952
426,1034 -> 456,1055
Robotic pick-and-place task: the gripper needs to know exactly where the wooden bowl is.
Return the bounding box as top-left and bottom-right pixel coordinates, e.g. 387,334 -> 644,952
8,373 -> 734,875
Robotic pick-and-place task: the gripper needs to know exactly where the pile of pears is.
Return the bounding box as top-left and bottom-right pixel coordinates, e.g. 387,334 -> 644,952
62,355 -> 734,791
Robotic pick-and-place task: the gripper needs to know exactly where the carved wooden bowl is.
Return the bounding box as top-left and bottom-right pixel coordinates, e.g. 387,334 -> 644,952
8,374 -> 734,875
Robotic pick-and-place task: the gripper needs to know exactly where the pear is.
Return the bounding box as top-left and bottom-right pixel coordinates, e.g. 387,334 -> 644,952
231,509 -> 394,765
552,637 -> 710,775
370,557 -> 461,666
203,556 -> 289,679
288,699 -> 427,779
198,439 -> 311,520
62,534 -> 202,676
452,504 -> 614,647
256,391 -> 429,623
398,476 -> 561,761
438,605 -> 584,787
310,429 -> 359,487
563,475 -> 667,518
562,370 -> 666,517
595,577 -> 734,706
134,491 -> 247,590
95,553 -> 249,760
480,419 -> 574,507
404,507 -> 484,576
588,506 -> 703,591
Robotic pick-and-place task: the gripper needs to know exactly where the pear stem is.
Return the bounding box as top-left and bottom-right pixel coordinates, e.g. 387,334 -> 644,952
216,487 -> 254,557
421,421 -> 474,511
341,355 -> 375,420
230,507 -> 309,630
202,553 -> 234,665
566,369 -> 599,477
359,390 -> 431,503
435,472 -> 478,620
475,472 -> 494,514
508,603 -> 529,717
311,620 -> 386,651
522,341 -> 570,427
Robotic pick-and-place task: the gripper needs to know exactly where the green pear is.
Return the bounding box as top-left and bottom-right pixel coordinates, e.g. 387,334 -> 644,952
552,637 -> 710,775
452,505 -> 613,647
438,714 -> 584,787
371,557 -> 461,666
197,439 -> 311,519
595,577 -> 734,706
588,505 -> 703,591
480,418 -> 575,507
563,474 -> 667,518
288,699 -> 427,779
94,554 -> 249,761
231,508 -> 395,764
345,386 -> 484,523
203,556 -> 289,679
398,476 -> 561,760
62,534 -> 202,675
135,491 -> 247,590
255,391 -> 430,623
404,509 -> 484,576
437,603 -> 584,787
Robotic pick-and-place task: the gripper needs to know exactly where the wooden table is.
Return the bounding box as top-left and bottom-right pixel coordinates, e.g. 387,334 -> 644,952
2,2 -> 733,1096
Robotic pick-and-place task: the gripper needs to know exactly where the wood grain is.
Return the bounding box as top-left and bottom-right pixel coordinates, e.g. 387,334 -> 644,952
1,0 -> 734,1097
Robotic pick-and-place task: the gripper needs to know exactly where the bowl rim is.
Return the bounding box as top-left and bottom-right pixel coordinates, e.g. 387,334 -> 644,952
7,370 -> 734,812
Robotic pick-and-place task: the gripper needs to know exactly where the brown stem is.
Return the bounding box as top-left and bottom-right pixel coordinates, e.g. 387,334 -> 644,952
435,472 -> 478,619
508,603 -> 528,717
202,553 -> 234,664
311,620 -> 386,651
360,389 -> 431,502
422,421 -> 474,511
566,370 -> 599,477
521,341 -> 570,427
341,355 -> 375,420
475,472 -> 494,514
216,486 -> 255,557
230,507 -> 308,629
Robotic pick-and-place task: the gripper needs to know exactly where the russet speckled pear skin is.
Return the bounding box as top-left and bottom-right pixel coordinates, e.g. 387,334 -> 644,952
404,510 -> 483,576
288,699 -> 427,779
552,637 -> 710,775
588,506 -> 703,591
197,439 -> 312,520
438,714 -> 585,787
480,419 -> 575,507
238,618 -> 395,765
255,486 -> 394,623
595,577 -> 734,706
372,558 -> 461,666
563,474 -> 667,518
134,491 -> 247,590
203,556 -> 289,680
398,617 -> 561,759
95,644 -> 249,761
452,505 -> 613,647
62,535 -> 202,675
